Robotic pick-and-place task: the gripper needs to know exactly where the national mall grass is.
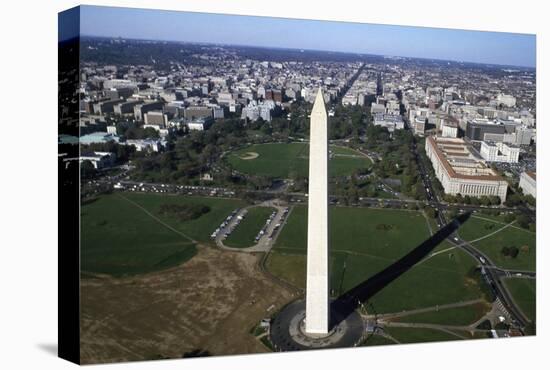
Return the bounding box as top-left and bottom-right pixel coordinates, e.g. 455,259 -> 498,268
457,214 -> 535,271
393,301 -> 491,326
81,193 -> 245,276
267,205 -> 485,314
228,142 -> 372,178
504,278 -> 536,323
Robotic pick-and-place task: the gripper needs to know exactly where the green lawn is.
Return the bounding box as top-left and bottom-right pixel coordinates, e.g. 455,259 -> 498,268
81,193 -> 245,276
394,301 -> 491,326
504,278 -> 536,323
267,206 -> 485,314
224,207 -> 275,248
227,142 -> 371,178
385,327 -> 463,344
266,252 -> 307,289
457,215 -> 536,271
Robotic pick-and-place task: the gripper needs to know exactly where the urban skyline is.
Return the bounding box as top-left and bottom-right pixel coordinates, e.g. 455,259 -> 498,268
63,5 -> 536,68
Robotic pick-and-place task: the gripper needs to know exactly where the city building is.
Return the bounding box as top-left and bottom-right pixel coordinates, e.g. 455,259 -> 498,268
80,132 -> 121,144
125,138 -> 165,152
373,113 -> 405,132
184,106 -> 213,120
144,111 -> 170,127
519,171 -> 536,198
497,94 -> 516,107
371,102 -> 386,114
465,120 -> 506,141
80,151 -> 116,169
480,141 -> 520,163
187,117 -> 213,131
425,136 -> 508,202
134,101 -> 165,121
113,100 -> 142,116
413,116 -> 426,136
241,100 -> 275,122
441,121 -> 459,138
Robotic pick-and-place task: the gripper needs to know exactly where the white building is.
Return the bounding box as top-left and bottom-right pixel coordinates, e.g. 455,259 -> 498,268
241,100 -> 275,122
425,136 -> 508,202
442,122 -> 459,138
80,151 -> 116,169
373,113 -> 405,132
519,171 -> 536,198
480,141 -> 520,163
342,93 -> 358,106
187,118 -> 213,131
125,139 -> 165,152
371,103 -> 386,114
497,94 -> 516,108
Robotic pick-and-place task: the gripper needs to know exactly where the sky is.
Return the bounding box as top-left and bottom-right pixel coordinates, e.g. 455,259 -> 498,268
64,5 -> 535,68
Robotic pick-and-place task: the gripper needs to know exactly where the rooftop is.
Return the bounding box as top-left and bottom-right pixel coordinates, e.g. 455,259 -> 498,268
427,136 -> 505,182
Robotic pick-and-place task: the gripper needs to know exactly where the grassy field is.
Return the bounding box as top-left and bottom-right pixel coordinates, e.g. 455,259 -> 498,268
393,301 -> 491,326
224,207 -> 275,248
81,193 -> 245,276
385,327 -> 463,343
267,206 -> 485,314
457,215 -> 536,271
504,278 -> 536,323
227,142 -> 372,178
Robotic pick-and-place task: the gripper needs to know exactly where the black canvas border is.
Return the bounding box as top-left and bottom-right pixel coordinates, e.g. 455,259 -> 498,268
58,5 -> 81,365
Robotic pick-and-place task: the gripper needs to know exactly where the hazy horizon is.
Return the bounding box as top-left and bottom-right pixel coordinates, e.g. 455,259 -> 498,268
60,5 -> 536,68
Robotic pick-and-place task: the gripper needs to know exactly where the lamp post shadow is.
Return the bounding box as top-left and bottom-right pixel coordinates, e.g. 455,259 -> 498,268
330,212 -> 471,329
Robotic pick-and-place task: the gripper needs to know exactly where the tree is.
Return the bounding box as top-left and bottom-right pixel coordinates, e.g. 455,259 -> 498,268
516,214 -> 530,229
503,213 -> 516,223
348,187 -> 359,204
424,205 -> 437,219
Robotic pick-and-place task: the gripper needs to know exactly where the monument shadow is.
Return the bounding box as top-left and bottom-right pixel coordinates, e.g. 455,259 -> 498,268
330,212 -> 471,328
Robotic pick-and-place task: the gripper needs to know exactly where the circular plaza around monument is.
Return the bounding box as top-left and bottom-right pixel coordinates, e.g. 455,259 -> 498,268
269,300 -> 365,351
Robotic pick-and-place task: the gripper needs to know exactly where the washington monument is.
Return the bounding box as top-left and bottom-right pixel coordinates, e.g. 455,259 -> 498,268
305,88 -> 330,334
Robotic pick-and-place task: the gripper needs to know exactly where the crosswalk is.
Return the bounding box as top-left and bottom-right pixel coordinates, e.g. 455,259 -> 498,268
494,298 -> 511,320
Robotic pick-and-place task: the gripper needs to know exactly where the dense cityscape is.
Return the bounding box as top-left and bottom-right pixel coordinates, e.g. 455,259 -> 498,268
60,34 -> 536,363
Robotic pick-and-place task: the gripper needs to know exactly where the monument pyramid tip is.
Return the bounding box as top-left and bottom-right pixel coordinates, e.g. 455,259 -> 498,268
313,87 -> 326,111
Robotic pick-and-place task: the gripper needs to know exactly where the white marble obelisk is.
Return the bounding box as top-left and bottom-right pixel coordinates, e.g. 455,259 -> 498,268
305,88 -> 330,334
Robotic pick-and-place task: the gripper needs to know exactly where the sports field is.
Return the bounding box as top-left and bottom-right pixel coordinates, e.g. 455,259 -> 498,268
457,214 -> 536,271
504,278 -> 536,323
81,193 -> 245,276
227,142 -> 372,178
224,206 -> 275,248
266,206 -> 485,314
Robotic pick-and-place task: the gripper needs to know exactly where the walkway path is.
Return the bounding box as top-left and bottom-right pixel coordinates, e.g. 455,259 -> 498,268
471,215 -> 535,234
373,299 -> 484,320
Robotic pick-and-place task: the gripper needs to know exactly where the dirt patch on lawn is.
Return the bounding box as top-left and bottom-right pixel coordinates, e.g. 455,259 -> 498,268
239,152 -> 259,160
80,245 -> 295,364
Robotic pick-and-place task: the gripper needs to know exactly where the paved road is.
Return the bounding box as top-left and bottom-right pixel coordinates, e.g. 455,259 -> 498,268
216,201 -> 290,253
